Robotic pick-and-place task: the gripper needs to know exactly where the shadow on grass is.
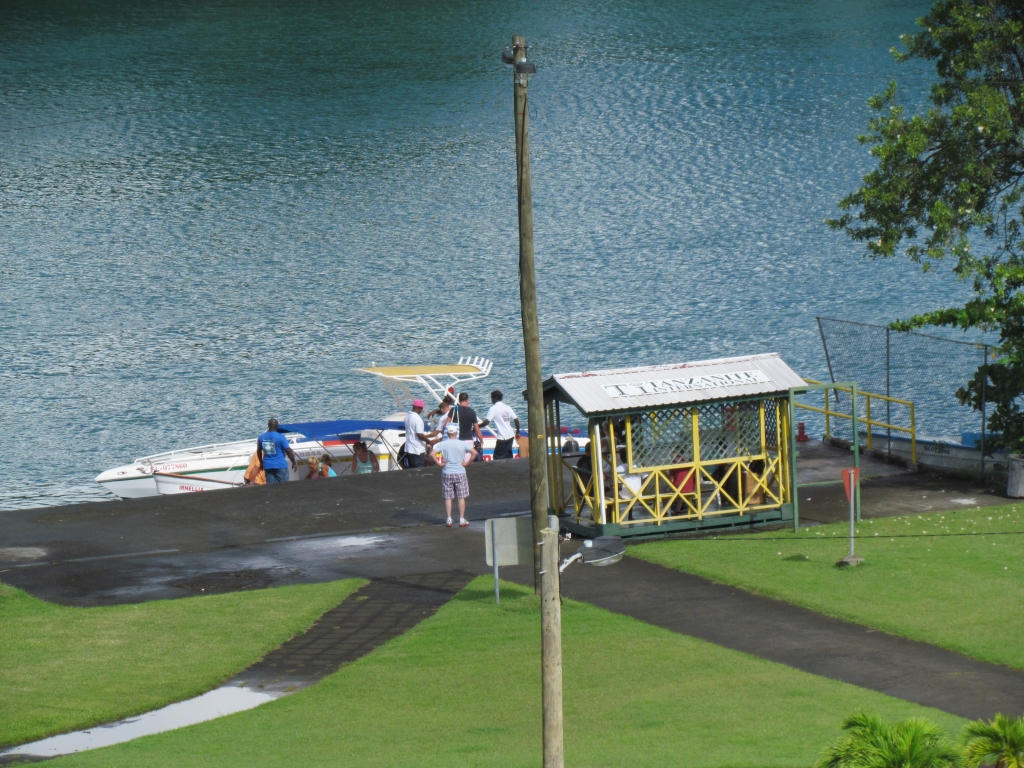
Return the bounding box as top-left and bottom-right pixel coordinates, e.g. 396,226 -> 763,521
451,580 -> 537,605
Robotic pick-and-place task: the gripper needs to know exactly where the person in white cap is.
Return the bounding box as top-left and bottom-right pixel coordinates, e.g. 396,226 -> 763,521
403,399 -> 430,468
435,422 -> 476,527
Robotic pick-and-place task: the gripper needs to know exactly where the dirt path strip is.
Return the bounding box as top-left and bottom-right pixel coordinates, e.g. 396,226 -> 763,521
556,557 -> 1024,721
0,572 -> 473,765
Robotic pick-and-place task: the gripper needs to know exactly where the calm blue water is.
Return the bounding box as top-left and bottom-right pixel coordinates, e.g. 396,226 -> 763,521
1,0 -> 970,510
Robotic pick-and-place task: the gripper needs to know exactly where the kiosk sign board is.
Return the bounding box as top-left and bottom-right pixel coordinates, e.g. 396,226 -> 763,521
603,370 -> 771,399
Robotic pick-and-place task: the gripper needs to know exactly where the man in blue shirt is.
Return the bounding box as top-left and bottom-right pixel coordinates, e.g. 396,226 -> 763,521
257,419 -> 298,484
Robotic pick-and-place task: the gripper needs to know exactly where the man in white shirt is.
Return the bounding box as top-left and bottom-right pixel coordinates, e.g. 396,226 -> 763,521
480,390 -> 520,461
403,399 -> 430,468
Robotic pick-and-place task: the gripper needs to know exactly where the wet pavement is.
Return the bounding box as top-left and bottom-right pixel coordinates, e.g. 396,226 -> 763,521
796,440 -> 1007,526
0,462 -> 527,606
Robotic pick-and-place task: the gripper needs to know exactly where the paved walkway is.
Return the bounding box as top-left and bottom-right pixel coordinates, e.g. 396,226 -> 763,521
229,571 -> 473,694
1,451 -> 1020,722
551,556 -> 1024,721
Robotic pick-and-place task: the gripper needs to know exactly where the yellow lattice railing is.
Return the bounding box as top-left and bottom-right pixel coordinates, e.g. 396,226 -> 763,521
563,398 -> 792,527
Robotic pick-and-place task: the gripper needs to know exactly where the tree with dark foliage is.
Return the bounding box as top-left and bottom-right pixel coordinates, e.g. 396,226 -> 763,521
829,0 -> 1024,452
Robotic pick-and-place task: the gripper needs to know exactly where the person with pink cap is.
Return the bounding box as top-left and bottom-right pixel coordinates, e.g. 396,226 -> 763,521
402,399 -> 430,468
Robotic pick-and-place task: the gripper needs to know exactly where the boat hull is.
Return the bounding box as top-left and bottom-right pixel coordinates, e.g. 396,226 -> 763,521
95,472 -> 159,499
153,471 -> 247,494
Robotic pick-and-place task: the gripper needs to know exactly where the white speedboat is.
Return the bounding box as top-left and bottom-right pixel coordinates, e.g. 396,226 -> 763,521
97,356 -> 589,499
96,357 -> 493,499
96,420 -> 404,498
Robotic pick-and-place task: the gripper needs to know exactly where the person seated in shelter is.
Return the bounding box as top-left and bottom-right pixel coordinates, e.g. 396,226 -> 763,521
320,454 -> 338,478
671,470 -> 696,514
351,441 -> 380,475
304,456 -> 321,480
615,447 -> 650,512
712,462 -> 741,507
575,443 -> 594,484
574,443 -> 611,487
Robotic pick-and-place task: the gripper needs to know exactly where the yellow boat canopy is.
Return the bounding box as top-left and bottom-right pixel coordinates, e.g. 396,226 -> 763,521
357,365 -> 484,376
357,356 -> 493,410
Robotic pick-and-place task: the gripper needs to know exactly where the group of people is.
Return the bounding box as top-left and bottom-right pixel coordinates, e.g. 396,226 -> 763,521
243,418 -> 380,485
403,390 -> 520,527
246,392 -> 520,529
402,390 -> 520,466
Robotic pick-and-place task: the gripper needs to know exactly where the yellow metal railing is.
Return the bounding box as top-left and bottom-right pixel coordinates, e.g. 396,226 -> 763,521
561,399 -> 792,527
795,379 -> 917,464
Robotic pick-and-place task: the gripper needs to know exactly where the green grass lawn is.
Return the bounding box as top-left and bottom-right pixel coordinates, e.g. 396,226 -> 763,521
633,503 -> 1024,670
0,579 -> 363,748
51,578 -> 963,768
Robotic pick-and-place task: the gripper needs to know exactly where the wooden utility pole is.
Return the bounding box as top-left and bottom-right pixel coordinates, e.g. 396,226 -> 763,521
540,516 -> 564,768
511,34 -> 549,593
509,38 -> 562,767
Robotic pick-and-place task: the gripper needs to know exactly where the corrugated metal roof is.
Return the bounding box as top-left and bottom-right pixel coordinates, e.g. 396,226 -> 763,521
544,353 -> 804,416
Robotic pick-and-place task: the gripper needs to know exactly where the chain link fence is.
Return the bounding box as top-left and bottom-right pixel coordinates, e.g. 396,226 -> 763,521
815,317 -> 999,476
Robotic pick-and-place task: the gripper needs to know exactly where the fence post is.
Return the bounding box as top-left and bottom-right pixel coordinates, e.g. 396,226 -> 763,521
818,317 -> 837,385
886,327 -> 892,456
824,388 -> 831,440
981,344 -> 988,480
865,395 -> 872,453
851,383 -> 861,523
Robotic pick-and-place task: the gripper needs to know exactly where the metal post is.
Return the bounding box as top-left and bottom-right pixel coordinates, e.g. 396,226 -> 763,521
848,472 -> 856,558
540,515 -> 564,768
981,345 -> 988,480
886,328 -> 892,456
510,35 -> 549,591
492,521 -> 500,604
865,395 -> 872,452
851,383 -> 861,523
594,423 -> 607,525
818,317 -> 838,385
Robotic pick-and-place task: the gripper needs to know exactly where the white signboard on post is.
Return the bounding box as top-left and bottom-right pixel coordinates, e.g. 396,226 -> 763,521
485,516 -> 534,567
485,516 -> 534,603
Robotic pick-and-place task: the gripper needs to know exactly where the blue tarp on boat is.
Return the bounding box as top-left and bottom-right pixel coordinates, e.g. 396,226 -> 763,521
279,419 -> 405,442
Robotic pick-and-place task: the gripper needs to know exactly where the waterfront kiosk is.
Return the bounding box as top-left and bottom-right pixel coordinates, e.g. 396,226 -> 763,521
542,354 -> 805,538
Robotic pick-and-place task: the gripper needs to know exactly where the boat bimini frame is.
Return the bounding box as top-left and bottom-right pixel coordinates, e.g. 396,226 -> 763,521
356,356 -> 493,410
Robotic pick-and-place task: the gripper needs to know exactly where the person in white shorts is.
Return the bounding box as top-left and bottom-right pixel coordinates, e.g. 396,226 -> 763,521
435,422 -> 477,527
